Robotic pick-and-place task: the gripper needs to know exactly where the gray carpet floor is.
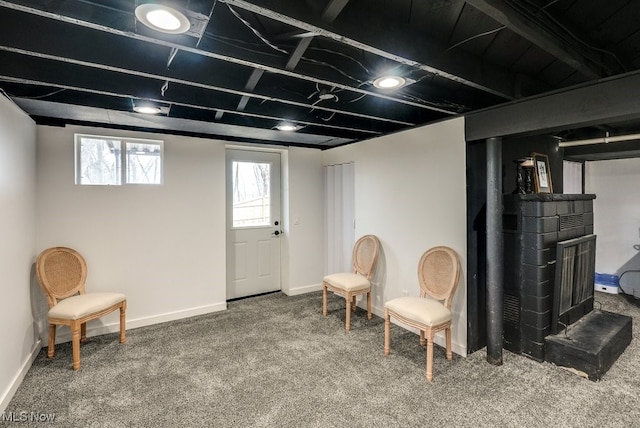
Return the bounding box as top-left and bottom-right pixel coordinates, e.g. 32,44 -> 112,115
3,290 -> 640,427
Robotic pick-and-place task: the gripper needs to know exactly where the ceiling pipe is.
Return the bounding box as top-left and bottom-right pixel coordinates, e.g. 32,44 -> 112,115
558,132 -> 640,148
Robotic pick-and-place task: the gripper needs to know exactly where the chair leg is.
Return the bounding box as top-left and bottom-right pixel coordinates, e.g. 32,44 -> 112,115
71,320 -> 81,371
47,324 -> 56,359
351,296 -> 357,312
345,294 -> 351,331
426,330 -> 434,382
366,291 -> 372,320
445,326 -> 452,360
322,284 -> 328,316
420,330 -> 425,346
80,323 -> 87,343
384,310 -> 390,355
119,303 -> 127,344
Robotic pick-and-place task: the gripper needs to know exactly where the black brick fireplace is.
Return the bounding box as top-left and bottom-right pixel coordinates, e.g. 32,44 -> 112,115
502,193 -> 632,380
502,193 -> 595,362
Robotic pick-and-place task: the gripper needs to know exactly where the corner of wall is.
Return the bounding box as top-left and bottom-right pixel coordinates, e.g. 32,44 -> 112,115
0,340 -> 41,414
0,95 -> 37,413
284,283 -> 322,296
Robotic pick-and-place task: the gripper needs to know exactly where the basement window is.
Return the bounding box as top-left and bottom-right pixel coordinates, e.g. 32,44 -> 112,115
75,134 -> 163,185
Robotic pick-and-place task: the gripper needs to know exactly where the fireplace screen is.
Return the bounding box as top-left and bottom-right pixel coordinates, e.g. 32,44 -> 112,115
552,234 -> 597,334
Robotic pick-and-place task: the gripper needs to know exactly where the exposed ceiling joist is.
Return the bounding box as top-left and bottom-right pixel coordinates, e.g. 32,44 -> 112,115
286,0 -> 350,72
236,68 -> 265,112
0,45 -> 413,126
232,0 -> 350,118
13,98 -> 352,146
466,0 -> 610,79
320,0 -> 350,22
0,0 -> 454,115
466,70 -> 640,141
0,75 -> 381,137
1,0 -> 638,153
218,0 -> 524,99
285,37 -> 313,71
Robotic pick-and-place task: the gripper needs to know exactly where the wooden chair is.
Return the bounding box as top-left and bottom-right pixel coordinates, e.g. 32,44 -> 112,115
384,246 -> 461,381
322,235 -> 380,331
35,247 -> 127,370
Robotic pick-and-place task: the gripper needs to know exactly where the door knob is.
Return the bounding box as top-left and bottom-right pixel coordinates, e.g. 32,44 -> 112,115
272,230 -> 282,237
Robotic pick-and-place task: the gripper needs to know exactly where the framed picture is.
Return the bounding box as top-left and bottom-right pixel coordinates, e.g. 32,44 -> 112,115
531,152 -> 553,193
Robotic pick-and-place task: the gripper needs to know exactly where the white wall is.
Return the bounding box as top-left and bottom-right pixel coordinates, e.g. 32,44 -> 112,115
36,125 -> 227,341
35,127 -> 326,341
4,110 -> 465,406
0,96 -> 37,412
586,158 -> 640,278
281,147 -> 324,295
323,117 -> 468,355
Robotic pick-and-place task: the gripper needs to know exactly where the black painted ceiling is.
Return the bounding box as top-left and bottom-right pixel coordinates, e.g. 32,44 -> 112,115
1,0 -> 639,152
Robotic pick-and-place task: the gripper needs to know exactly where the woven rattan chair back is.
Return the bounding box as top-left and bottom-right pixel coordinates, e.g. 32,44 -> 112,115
418,246 -> 461,309
36,246 -> 127,370
352,234 -> 380,280
36,247 -> 88,308
323,234 -> 381,330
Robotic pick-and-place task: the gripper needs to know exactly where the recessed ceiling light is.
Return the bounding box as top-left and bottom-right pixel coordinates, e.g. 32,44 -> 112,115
135,4 -> 191,34
373,76 -> 406,89
133,105 -> 161,114
276,122 -> 299,131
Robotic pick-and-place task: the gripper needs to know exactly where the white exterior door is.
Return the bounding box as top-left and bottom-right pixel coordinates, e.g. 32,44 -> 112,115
226,149 -> 282,299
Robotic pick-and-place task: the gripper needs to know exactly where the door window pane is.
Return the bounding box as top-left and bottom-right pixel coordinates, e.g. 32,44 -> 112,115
232,161 -> 271,227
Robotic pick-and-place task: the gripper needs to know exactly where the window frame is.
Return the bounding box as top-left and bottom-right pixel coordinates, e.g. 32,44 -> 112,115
74,133 -> 164,186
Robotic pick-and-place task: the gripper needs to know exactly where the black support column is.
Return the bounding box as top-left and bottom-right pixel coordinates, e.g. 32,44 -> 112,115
486,136 -> 504,365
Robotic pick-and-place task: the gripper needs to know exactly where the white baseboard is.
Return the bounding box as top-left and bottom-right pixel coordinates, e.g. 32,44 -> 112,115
0,339 -> 41,414
49,302 -> 228,345
124,302 -> 228,330
285,283 -> 322,296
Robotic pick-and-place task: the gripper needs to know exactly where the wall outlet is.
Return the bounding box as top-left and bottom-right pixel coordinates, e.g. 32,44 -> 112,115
402,290 -> 408,296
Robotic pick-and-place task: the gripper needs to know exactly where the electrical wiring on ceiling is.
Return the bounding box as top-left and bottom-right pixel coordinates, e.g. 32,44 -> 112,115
513,0 -> 627,73
443,26 -> 506,55
226,4 -> 288,55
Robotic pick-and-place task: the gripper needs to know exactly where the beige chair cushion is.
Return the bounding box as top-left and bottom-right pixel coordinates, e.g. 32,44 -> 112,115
323,272 -> 370,292
49,292 -> 126,320
385,297 -> 451,326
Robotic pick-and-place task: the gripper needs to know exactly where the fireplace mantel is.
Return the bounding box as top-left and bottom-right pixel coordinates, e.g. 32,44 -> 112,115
506,193 -> 596,202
